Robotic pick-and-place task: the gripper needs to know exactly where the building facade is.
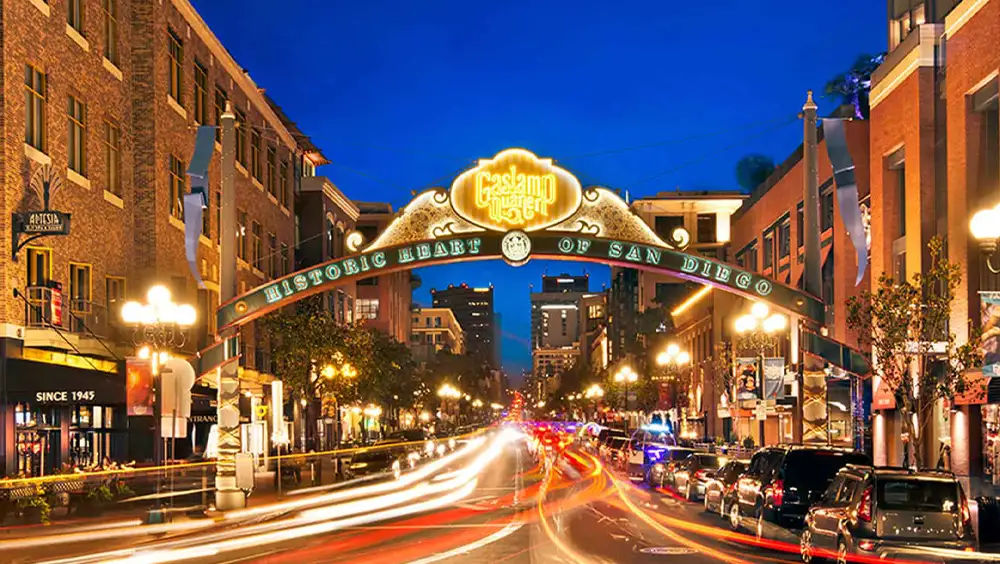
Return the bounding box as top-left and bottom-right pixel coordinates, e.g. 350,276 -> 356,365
296,176 -> 358,324
410,307 -> 465,363
430,284 -> 497,368
1,0 -> 323,476
354,202 -> 412,345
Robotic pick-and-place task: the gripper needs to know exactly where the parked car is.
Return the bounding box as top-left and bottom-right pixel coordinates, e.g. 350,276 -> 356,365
624,427 -> 675,480
647,447 -> 695,487
672,453 -> 728,501
345,439 -> 410,479
703,459 -> 748,518
800,466 -> 975,563
731,445 -> 871,540
601,436 -> 630,468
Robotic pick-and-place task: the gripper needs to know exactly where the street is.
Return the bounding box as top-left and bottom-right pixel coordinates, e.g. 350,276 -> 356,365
2,430 -> 815,564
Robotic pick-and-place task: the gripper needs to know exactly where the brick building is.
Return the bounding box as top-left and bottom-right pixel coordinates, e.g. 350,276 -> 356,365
296,176 -> 358,323
355,202 -> 412,345
0,0 -> 324,476
869,0 -> 1000,493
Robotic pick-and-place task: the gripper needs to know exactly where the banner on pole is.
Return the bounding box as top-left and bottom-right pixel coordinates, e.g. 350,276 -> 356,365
126,358 -> 154,416
763,357 -> 785,400
735,358 -> 759,400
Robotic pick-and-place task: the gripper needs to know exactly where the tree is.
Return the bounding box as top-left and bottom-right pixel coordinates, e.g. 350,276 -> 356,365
846,237 -> 983,467
824,53 -> 885,120
735,154 -> 776,192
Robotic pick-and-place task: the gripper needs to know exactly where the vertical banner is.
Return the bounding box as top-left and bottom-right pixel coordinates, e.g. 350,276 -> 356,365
183,125 -> 215,290
126,358 -> 154,416
735,358 -> 759,400
50,284 -> 63,327
980,291 -> 1000,376
762,357 -> 785,400
822,118 -> 868,285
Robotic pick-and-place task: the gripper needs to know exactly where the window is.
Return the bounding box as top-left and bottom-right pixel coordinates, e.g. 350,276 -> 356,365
193,62 -> 208,124
104,121 -> 120,196
25,65 -> 46,151
357,298 -> 380,320
67,96 -> 86,175
69,263 -> 92,309
237,209 -> 247,261
266,145 -> 277,198
821,189 -> 835,232
735,250 -> 745,268
796,202 -> 804,248
234,110 -> 246,166
102,0 -> 118,65
654,216 -> 685,241
214,191 -> 221,244
202,188 -> 211,237
696,213 -> 717,244
280,243 -> 289,276
279,160 -> 289,208
214,87 -> 227,142
26,248 -> 51,286
763,230 -> 774,269
435,317 -> 442,327
778,216 -> 791,259
897,166 -> 907,236
303,158 -> 315,177
167,30 -> 183,103
250,129 -> 261,181
251,221 -> 262,268
106,276 -> 126,310
169,155 -> 185,220
974,83 -> 1000,211
68,0 -> 83,33
267,233 -> 277,278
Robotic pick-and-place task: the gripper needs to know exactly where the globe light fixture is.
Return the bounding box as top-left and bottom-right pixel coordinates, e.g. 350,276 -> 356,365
971,205 -> 1000,272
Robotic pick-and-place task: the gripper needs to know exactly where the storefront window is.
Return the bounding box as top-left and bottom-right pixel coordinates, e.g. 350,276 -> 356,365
984,405 -> 1000,486
69,405 -> 115,469
14,403 -> 60,477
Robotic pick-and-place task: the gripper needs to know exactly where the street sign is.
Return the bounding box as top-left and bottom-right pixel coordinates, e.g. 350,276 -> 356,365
17,211 -> 70,234
755,403 -> 767,421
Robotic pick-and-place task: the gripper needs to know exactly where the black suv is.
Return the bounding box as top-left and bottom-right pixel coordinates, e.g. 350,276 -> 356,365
730,445 -> 871,539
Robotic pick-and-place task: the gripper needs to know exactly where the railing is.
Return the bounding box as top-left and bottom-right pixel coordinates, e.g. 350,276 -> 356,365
255,349 -> 275,375
24,287 -> 111,339
240,344 -> 256,370
24,286 -> 55,328
68,298 -> 109,338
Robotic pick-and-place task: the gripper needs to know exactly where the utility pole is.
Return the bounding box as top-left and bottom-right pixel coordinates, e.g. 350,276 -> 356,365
215,102 -> 245,510
796,91 -> 822,444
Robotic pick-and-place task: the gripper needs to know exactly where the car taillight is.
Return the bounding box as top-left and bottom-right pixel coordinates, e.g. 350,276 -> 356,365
694,469 -> 707,481
960,499 -> 972,535
858,540 -> 875,551
768,479 -> 784,507
858,486 -> 873,522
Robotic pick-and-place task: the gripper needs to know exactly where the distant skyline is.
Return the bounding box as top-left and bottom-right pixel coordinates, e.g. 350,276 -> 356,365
192,0 -> 885,374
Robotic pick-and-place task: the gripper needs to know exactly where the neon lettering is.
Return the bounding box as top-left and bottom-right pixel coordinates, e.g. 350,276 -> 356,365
343,259 -> 360,276
280,279 -> 294,297
294,275 -> 308,290
644,247 -> 661,265
399,247 -> 415,263
416,244 -> 432,260
474,164 -> 557,227
325,264 -> 342,281
433,242 -> 449,258
558,237 -> 574,253
715,265 -> 731,283
359,255 -> 371,271
307,269 -> 324,285
449,240 -> 465,256
700,260 -> 712,278
625,245 -> 642,262
576,238 -> 591,254
734,272 -> 752,290
264,285 -> 283,303
467,238 -> 482,254
609,242 -> 623,258
680,256 -> 699,273
755,280 -> 773,296
372,251 -> 387,268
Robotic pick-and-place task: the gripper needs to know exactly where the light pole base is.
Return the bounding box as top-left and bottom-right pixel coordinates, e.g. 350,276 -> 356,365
214,489 -> 246,511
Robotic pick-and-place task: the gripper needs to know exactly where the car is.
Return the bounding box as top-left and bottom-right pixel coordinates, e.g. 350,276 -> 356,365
595,428 -> 628,457
646,447 -> 695,487
731,445 -> 872,540
672,453 -> 728,501
345,440 -> 410,479
800,466 -> 976,563
601,436 -> 630,468
703,459 -> 748,519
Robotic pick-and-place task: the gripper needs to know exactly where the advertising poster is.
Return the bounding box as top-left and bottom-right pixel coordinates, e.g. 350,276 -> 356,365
126,358 -> 154,416
981,292 -> 1000,376
763,357 -> 785,400
735,357 -> 759,400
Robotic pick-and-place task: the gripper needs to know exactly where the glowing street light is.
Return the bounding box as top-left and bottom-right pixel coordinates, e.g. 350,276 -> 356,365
585,384 -> 605,399
656,343 -> 690,368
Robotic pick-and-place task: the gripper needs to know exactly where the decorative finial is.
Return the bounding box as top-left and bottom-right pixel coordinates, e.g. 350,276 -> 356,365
803,90 -> 818,111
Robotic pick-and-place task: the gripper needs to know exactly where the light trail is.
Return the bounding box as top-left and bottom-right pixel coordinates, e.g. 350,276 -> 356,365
403,520 -> 524,564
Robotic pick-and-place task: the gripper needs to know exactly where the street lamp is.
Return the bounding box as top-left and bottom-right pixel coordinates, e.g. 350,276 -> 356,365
584,384 -> 604,423
971,205 -> 1000,272
437,384 -> 461,427
734,302 -> 788,447
121,285 -> 196,517
613,366 -> 638,432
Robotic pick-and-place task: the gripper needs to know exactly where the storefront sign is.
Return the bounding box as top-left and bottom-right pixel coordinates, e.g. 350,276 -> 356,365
450,148 -> 581,232
35,390 -> 95,402
12,165 -> 72,261
18,211 -> 70,234
126,358 -> 154,416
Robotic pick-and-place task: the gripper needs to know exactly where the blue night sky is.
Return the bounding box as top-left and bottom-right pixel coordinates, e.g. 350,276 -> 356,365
193,0 -> 885,376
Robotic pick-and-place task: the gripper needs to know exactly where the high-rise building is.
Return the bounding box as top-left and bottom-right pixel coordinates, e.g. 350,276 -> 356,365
541,274 -> 589,293
409,307 -> 465,363
431,284 -> 496,368
354,202 -> 411,344
530,274 -> 592,397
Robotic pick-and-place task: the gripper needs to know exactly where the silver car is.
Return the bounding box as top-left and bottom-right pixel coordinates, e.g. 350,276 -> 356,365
800,465 -> 976,563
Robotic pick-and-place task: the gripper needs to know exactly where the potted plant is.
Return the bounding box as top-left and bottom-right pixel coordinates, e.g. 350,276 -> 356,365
17,486 -> 51,525
113,480 -> 134,500
81,483 -> 113,516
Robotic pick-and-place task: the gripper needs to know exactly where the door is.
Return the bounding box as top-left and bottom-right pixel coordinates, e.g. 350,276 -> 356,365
810,476 -> 847,550
738,451 -> 766,513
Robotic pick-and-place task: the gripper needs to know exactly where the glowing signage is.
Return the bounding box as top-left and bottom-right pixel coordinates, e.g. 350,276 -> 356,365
451,149 -> 582,232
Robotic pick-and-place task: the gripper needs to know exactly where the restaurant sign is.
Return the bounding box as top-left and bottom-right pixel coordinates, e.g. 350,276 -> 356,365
13,165 -> 71,260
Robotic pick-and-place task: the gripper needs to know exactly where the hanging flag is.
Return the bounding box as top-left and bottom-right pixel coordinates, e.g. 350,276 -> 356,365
762,357 -> 785,400
183,126 -> 215,289
822,118 -> 868,286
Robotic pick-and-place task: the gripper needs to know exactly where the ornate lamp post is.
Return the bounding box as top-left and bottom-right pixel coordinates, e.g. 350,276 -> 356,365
584,384 -> 604,422
656,343 -> 691,434
971,206 -> 1000,273
734,302 -> 787,447
437,384 -> 461,426
121,285 -> 196,517
613,366 -> 638,432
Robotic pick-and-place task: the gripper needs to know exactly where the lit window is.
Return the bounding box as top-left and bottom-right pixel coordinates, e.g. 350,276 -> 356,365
167,29 -> 183,103
169,155 -> 185,220
67,96 -> 86,175
357,298 -> 380,320
25,65 -> 46,151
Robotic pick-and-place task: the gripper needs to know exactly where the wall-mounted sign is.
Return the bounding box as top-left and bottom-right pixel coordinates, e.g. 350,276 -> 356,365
13,165 -> 72,261
36,390 -> 95,403
450,148 -> 582,232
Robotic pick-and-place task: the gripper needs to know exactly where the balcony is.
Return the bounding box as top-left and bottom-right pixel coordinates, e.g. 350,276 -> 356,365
239,345 -> 276,375
23,286 -> 123,359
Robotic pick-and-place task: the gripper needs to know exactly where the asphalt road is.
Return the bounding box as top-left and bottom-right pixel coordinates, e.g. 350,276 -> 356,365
5,431 -> 813,564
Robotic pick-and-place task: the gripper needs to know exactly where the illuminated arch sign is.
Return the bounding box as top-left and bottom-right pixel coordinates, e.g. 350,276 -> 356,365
215,149 -> 824,335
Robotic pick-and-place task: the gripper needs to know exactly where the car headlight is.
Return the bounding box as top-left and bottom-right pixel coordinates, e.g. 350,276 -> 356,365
436,444 -> 446,456
425,441 -> 435,455
448,438 -> 456,450
652,463 -> 665,473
